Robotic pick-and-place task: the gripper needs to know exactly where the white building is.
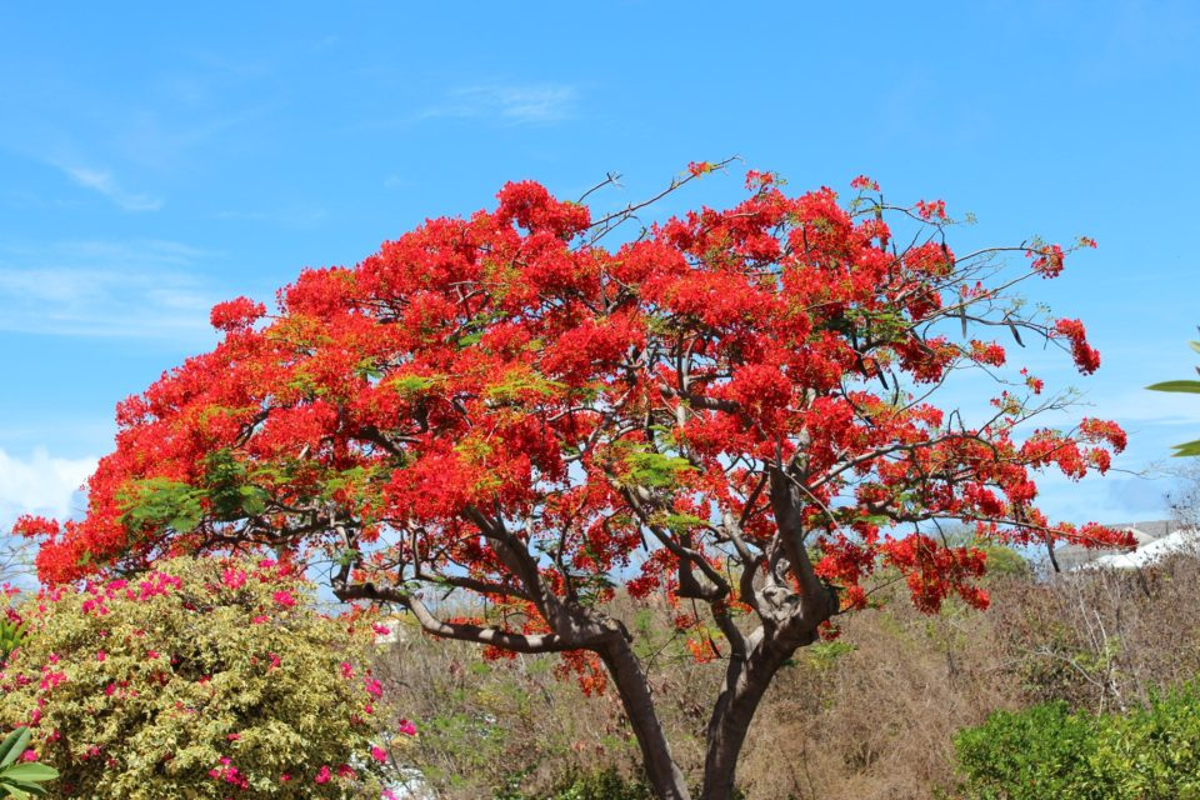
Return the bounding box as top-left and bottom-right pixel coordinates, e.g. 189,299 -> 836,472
1057,520 -> 1199,571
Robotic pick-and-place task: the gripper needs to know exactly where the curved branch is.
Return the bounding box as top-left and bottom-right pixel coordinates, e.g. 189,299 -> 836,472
333,583 -> 575,654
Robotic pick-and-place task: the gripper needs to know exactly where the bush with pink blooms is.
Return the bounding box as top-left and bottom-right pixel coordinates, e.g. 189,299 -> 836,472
0,555 -> 396,798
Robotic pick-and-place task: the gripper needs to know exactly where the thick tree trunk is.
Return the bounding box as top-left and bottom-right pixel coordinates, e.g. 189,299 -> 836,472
699,571 -> 837,799
699,633 -> 798,800
600,639 -> 693,800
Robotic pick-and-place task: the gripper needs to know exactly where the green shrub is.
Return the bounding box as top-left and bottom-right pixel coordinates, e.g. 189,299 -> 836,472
494,768 -> 653,800
544,769 -> 652,800
1089,683 -> 1200,799
954,701 -> 1104,799
955,683 -> 1200,799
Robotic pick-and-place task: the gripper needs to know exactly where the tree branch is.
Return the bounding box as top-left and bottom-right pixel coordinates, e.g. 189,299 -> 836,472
332,583 -> 575,654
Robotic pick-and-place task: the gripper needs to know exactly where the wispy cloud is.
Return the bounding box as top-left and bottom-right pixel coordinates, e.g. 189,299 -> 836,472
60,165 -> 163,212
0,447 -> 97,526
215,205 -> 328,228
1087,387 -> 1200,428
421,83 -> 579,125
0,239 -> 221,338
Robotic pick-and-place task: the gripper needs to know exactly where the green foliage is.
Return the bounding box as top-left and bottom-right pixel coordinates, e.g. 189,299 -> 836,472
954,682 -> 1200,799
118,476 -> 204,533
495,768 -> 653,800
0,618 -> 25,666
1147,380 -> 1200,394
1088,684 -> 1200,799
663,513 -> 708,535
977,541 -> 1031,579
483,368 -> 565,404
540,769 -> 650,800
0,728 -> 59,798
319,464 -> 389,512
201,449 -> 270,518
416,710 -> 510,786
118,449 -> 270,534
620,447 -> 696,490
0,556 -> 390,799
388,374 -> 442,398
955,702 -> 1104,799
1147,336 -> 1200,456
805,640 -> 857,670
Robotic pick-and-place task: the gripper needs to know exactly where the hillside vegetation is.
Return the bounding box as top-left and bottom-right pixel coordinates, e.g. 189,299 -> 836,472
377,548 -> 1200,799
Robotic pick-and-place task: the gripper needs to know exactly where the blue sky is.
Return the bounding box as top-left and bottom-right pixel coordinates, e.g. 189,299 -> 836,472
2,1 -> 1199,537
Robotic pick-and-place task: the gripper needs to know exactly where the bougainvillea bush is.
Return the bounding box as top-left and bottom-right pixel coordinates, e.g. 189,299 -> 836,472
0,556 -> 395,799
15,164 -> 1130,800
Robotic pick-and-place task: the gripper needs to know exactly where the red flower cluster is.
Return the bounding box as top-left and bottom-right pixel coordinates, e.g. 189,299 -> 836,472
914,199 -> 948,220
1055,318 -> 1101,374
209,296 -> 266,333
850,174 -> 880,191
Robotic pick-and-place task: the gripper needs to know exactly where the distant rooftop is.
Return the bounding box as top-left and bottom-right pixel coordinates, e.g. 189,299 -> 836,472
1056,520 -> 1196,571
1086,528 -> 1200,570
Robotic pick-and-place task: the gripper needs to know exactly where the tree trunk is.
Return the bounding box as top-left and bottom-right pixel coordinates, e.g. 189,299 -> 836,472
600,639 -> 693,800
699,633 -> 797,800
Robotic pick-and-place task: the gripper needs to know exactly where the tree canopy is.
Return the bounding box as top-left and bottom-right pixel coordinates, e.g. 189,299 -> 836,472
14,165 -> 1130,799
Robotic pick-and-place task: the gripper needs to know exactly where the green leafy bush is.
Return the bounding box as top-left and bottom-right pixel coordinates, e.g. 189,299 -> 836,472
954,701 -> 1104,799
0,556 -> 394,798
541,769 -> 652,800
495,768 -> 653,800
955,683 -> 1200,799
0,728 -> 58,798
1088,684 -> 1200,799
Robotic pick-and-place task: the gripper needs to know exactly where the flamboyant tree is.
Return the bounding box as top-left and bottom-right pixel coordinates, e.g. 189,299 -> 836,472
16,164 -> 1130,800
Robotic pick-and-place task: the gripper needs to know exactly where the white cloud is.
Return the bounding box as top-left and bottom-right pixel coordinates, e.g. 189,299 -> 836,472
1090,387 -> 1200,428
0,447 -> 97,525
423,83 -> 578,125
60,165 -> 163,212
0,238 -> 222,339
215,205 -> 328,227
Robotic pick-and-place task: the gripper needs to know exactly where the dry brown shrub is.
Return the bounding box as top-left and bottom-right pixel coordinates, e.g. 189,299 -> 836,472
737,583 -> 1018,800
995,552 -> 1200,714
374,594 -> 718,798
372,550 -> 1200,799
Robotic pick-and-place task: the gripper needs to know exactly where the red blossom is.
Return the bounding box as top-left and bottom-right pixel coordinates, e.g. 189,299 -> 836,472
849,174 -> 880,191
209,296 -> 266,333
1055,317 -> 1102,374
914,198 -> 948,220
1030,244 -> 1066,278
